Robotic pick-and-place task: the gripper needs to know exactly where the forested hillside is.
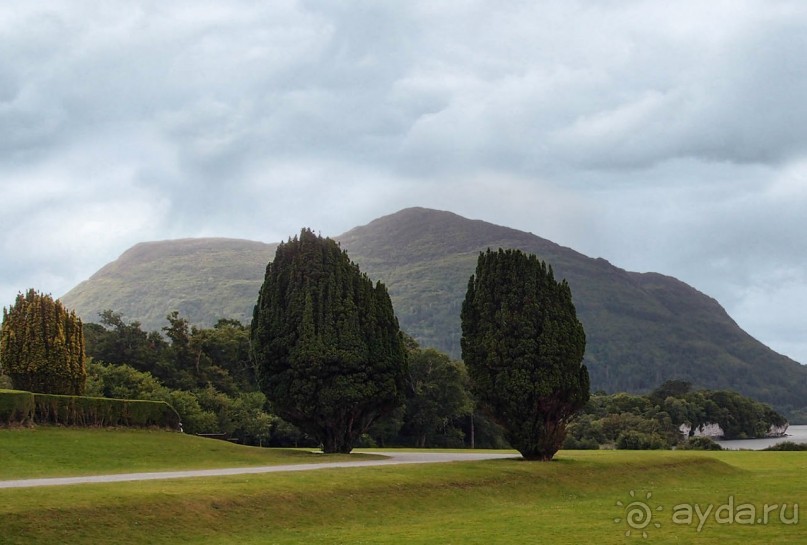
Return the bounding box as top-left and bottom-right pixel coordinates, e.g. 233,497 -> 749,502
63,238 -> 277,330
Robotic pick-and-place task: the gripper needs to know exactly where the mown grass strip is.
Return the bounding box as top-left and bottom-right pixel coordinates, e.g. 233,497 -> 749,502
3,450 -> 804,545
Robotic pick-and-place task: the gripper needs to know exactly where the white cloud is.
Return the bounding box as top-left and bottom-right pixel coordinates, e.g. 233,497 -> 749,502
0,0 -> 806,362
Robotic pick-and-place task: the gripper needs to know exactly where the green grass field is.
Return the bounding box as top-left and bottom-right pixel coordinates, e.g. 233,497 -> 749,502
1,428 -> 805,544
0,427 -> 380,479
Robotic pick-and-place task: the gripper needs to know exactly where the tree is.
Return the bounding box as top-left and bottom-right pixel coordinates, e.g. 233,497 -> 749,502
649,379 -> 692,404
250,229 -> 408,454
85,310 -> 166,376
161,311 -> 204,391
461,249 -> 590,460
401,348 -> 474,448
0,289 -> 87,395
191,319 -> 255,393
163,311 -> 194,368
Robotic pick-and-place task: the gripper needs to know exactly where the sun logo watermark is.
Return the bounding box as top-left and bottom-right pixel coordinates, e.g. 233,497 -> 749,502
614,490 -> 663,538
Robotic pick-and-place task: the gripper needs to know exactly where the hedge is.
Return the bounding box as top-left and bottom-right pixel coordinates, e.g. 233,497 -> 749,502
0,390 -> 181,430
0,389 -> 35,425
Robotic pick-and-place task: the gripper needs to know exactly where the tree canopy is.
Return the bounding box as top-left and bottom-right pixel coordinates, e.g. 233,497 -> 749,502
461,249 -> 590,460
0,289 -> 86,395
83,311 -> 273,442
250,229 -> 408,453
400,347 -> 474,448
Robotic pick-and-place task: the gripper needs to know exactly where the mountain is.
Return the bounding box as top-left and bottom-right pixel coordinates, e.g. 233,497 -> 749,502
62,238 -> 277,330
61,207 -> 807,417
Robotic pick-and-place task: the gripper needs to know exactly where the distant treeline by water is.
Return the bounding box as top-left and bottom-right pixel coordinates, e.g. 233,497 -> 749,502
716,425 -> 807,450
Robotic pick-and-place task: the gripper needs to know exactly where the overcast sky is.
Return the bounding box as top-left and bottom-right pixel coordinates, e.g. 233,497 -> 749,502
1,1 -> 806,364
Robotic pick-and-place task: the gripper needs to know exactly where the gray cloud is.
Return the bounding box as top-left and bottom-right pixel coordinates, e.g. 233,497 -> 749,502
552,20 -> 807,169
1,0 -> 806,363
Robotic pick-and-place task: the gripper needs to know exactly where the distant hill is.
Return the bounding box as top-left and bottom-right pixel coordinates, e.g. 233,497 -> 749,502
61,207 -> 807,418
62,238 -> 277,330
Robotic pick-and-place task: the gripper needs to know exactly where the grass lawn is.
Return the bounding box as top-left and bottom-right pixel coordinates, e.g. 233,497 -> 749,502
0,427 -> 381,479
1,428 -> 805,544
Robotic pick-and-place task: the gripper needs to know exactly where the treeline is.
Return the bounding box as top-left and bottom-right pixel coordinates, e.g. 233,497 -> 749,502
83,311 -> 274,444
80,310 -> 508,448
6,305 -> 785,451
564,380 -> 788,450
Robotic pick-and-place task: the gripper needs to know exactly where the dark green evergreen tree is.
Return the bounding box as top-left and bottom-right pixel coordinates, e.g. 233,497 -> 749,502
250,229 -> 408,453
461,249 -> 590,460
0,289 -> 87,395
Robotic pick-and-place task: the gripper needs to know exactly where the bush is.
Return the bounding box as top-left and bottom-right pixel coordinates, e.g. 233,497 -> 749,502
616,430 -> 668,450
86,360 -> 170,401
165,390 -> 217,434
764,441 -> 807,451
678,436 -> 723,450
0,389 -> 35,425
600,413 -> 655,443
562,435 -> 600,450
192,387 -> 275,443
564,413 -> 606,447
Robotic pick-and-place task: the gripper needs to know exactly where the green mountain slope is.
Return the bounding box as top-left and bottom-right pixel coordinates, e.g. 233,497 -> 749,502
62,238 -> 277,331
60,208 -> 807,416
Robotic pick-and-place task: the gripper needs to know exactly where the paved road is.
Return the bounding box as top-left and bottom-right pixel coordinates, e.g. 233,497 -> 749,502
0,451 -> 518,490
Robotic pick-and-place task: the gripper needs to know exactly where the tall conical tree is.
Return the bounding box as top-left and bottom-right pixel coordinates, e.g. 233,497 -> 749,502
251,229 -> 408,453
461,249 -> 589,461
1,289 -> 87,395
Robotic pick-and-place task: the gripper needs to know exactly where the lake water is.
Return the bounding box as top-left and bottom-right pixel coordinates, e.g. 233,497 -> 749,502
715,424 -> 807,450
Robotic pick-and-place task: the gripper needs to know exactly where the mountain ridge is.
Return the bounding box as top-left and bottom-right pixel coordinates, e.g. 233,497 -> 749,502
60,207 -> 807,417
63,237 -> 278,330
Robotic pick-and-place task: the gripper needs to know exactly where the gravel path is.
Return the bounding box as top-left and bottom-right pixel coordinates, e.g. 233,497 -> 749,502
0,451 -> 518,489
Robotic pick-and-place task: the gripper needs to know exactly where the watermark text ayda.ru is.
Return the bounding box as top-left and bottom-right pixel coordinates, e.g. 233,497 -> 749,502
672,496 -> 798,533
615,490 -> 799,537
